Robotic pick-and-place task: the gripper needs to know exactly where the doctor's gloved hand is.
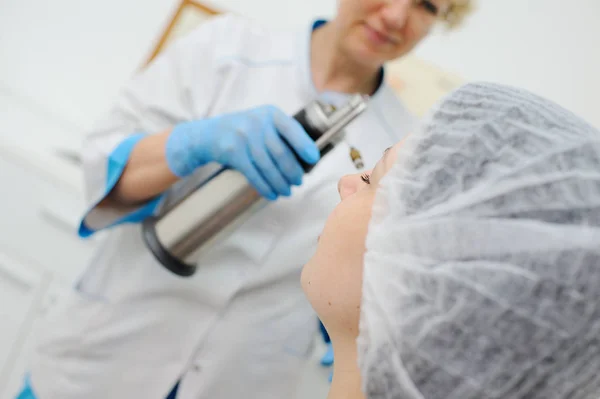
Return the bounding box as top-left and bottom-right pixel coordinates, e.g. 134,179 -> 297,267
165,105 -> 321,200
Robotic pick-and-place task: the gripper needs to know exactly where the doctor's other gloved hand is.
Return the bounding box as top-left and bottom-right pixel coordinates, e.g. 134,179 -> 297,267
319,320 -> 333,366
165,105 -> 321,200
318,320 -> 334,383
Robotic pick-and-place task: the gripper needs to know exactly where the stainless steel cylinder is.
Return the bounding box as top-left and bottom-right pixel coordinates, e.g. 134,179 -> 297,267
142,94 -> 369,276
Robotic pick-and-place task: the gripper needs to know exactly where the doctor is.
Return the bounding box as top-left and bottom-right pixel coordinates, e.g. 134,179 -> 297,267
19,1 -> 472,398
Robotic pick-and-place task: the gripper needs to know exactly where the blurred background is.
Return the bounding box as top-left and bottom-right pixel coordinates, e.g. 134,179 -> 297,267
0,0 -> 599,397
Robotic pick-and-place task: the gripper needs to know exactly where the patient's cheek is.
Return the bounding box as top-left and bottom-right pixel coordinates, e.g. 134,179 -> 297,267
302,258 -> 363,335
301,194 -> 373,336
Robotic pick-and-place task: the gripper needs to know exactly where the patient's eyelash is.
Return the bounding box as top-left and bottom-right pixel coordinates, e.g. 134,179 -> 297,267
361,173 -> 371,184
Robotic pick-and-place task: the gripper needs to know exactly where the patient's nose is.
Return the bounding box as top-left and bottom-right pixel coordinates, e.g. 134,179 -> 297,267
337,174 -> 360,200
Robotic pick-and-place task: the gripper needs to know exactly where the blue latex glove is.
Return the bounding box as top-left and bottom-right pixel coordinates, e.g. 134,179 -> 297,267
165,105 -> 321,200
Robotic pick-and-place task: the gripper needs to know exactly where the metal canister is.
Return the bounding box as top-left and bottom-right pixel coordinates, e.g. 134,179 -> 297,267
142,94 -> 369,276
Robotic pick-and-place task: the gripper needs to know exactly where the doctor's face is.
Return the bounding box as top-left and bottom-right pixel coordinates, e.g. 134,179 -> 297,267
334,0 -> 450,67
301,140 -> 403,339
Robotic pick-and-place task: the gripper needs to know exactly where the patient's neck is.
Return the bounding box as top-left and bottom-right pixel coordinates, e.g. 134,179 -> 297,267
328,336 -> 365,399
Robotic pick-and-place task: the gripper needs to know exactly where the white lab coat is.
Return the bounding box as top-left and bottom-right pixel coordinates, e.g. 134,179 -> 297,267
28,13 -> 417,399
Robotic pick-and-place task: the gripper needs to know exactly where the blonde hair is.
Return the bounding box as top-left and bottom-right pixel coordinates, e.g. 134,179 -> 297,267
442,0 -> 475,29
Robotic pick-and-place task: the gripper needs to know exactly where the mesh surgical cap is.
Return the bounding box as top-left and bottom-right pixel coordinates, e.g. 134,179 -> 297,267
357,82 -> 600,399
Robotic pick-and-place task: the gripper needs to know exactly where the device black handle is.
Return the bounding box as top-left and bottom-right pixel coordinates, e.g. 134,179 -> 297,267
291,108 -> 335,173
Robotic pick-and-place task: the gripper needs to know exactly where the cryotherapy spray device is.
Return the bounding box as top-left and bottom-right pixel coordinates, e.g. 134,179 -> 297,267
142,94 -> 369,277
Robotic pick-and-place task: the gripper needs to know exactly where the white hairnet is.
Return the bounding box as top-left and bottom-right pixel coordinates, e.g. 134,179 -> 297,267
357,82 -> 600,399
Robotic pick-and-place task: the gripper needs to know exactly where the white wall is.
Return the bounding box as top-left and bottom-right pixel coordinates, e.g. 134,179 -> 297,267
415,0 -> 600,129
0,0 -> 336,154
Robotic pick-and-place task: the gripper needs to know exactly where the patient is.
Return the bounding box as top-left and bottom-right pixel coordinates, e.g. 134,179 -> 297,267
302,82 -> 600,398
